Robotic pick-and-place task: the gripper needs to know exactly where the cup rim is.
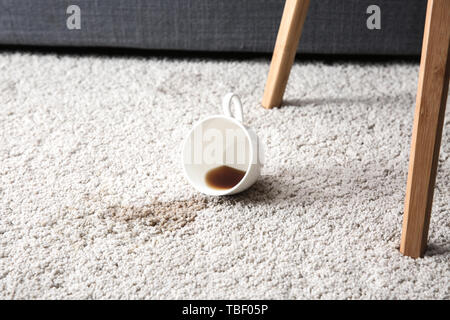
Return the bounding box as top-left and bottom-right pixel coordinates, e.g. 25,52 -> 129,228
181,114 -> 254,196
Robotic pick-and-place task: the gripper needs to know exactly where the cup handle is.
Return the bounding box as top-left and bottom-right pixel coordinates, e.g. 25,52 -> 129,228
222,93 -> 243,122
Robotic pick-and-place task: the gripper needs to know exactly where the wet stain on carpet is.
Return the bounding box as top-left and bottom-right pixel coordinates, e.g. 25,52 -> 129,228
106,196 -> 210,232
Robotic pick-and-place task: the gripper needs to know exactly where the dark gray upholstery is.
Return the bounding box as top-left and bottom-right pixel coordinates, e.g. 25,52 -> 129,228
0,0 -> 427,55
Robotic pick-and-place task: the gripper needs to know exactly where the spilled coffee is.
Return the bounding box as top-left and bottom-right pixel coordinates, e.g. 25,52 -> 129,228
205,165 -> 246,190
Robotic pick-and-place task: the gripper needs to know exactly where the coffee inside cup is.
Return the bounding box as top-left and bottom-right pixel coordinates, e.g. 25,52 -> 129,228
205,165 -> 246,190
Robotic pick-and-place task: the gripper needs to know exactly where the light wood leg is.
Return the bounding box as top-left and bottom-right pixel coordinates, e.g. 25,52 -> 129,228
262,0 -> 310,109
400,0 -> 450,258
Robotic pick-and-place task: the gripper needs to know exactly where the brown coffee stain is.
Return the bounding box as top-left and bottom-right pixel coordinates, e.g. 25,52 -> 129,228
106,196 -> 210,232
87,176 -> 282,234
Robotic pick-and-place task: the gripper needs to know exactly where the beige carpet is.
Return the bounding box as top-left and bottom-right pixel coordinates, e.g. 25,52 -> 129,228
0,52 -> 449,299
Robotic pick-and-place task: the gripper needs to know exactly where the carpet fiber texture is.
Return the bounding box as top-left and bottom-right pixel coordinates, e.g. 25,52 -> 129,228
0,52 -> 449,299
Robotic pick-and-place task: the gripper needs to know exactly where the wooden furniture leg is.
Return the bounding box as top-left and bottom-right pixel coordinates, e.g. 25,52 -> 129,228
262,0 -> 310,109
400,0 -> 450,258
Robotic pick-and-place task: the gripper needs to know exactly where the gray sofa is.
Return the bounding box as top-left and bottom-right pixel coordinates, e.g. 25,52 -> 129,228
0,0 -> 427,55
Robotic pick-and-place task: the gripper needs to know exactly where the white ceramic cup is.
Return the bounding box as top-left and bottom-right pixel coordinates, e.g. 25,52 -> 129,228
182,93 -> 262,195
